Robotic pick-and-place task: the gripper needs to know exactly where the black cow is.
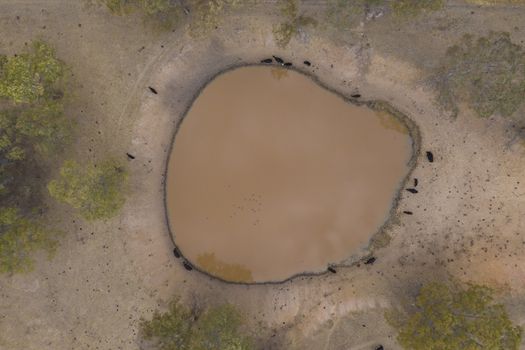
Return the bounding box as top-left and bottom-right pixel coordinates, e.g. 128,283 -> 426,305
364,257 -> 376,265
426,151 -> 434,163
351,94 -> 361,98
303,60 -> 311,66
173,247 -> 181,258
126,153 -> 135,160
148,86 -> 158,94
273,55 -> 284,64
261,58 -> 273,64
183,261 -> 193,271
328,267 -> 337,273
403,211 -> 413,215
406,188 -> 418,194
283,62 -> 292,67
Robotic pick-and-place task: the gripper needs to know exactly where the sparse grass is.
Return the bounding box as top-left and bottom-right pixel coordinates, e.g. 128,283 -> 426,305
325,0 -> 382,31
273,0 -> 317,48
324,0 -> 443,37
189,0 -> 248,37
391,0 -> 444,16
466,0 -> 525,4
0,207 -> 61,273
432,32 -> 525,118
99,0 -> 182,30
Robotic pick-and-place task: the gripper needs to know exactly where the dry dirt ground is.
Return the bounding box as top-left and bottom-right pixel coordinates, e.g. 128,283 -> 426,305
0,1 -> 524,349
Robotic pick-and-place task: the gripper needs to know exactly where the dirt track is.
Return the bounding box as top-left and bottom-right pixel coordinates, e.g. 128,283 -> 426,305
0,1 -> 524,349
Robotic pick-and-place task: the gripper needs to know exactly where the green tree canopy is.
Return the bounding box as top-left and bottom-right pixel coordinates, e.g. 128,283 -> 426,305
141,299 -> 194,350
0,41 -> 70,198
0,41 -> 65,104
388,282 -> 523,350
192,304 -> 253,350
0,40 -> 69,274
141,300 -> 253,350
48,159 -> 127,221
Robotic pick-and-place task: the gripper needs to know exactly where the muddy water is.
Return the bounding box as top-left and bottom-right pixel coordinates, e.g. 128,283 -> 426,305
166,66 -> 412,283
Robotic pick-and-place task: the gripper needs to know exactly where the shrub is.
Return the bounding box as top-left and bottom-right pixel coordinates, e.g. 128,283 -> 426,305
48,159 -> 127,221
141,300 -> 253,350
0,41 -> 65,104
141,299 -> 194,350
387,282 -> 523,349
101,0 -> 248,33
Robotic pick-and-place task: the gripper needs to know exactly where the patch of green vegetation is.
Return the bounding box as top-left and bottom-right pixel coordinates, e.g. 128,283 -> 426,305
0,41 -> 65,104
433,32 -> 525,118
387,282 -> 523,349
141,299 -> 193,350
48,159 -> 127,221
0,207 -> 61,273
273,0 -> 317,48
0,41 -> 70,273
141,300 -> 254,350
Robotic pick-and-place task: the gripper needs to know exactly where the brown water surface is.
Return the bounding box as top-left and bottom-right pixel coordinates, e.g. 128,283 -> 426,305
166,66 -> 412,283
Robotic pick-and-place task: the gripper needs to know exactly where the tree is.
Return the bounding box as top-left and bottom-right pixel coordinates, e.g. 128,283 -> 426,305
0,40 -> 65,104
387,282 -> 523,350
140,300 -> 254,350
192,304 -> 253,350
0,40 -> 70,274
0,41 -> 70,198
0,207 -> 60,273
141,299 -> 194,350
48,159 -> 127,221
